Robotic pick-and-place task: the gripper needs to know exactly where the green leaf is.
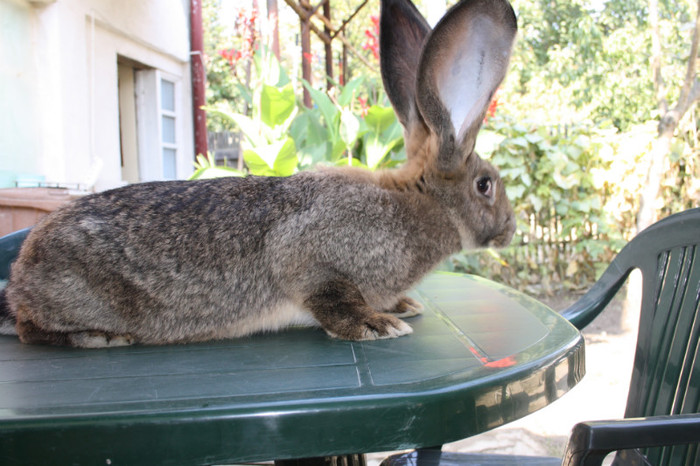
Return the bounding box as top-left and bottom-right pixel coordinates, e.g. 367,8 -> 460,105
572,199 -> 592,213
331,138 -> 347,161
511,136 -> 530,148
193,153 -> 212,169
290,109 -> 329,147
243,138 -> 298,176
528,193 -> 544,212
207,108 -> 267,146
364,105 -> 397,135
298,142 -> 331,169
243,149 -> 275,176
335,157 -> 369,169
189,166 -> 244,180
506,184 -> 526,199
272,138 -> 298,176
475,129 -> 505,157
365,134 -> 402,170
256,46 -> 288,87
303,80 -> 339,139
234,83 -> 253,106
555,202 -> 569,216
339,109 -> 360,147
338,77 -> 365,107
260,84 -> 296,128
553,171 -> 578,190
382,118 -> 403,141
525,133 -> 544,144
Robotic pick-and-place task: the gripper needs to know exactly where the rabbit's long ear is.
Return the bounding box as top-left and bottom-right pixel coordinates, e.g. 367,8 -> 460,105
379,0 -> 431,129
416,0 -> 516,171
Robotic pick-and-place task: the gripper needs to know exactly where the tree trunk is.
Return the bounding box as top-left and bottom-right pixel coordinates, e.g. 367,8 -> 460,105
267,0 -> 280,59
300,2 -> 312,108
623,0 -> 700,333
636,0 -> 700,234
323,1 -> 333,91
190,0 -> 208,158
636,122 -> 675,232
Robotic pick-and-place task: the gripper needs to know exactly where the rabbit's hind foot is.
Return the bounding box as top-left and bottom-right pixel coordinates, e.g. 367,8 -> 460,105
305,280 -> 413,341
17,318 -> 134,348
68,332 -> 135,348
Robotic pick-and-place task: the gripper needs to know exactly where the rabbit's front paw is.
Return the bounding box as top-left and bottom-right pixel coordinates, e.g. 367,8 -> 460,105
386,296 -> 423,318
322,312 -> 414,341
306,280 -> 414,341
358,313 -> 413,340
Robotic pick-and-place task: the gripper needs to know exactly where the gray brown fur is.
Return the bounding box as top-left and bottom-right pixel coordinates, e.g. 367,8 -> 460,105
1,0 -> 517,347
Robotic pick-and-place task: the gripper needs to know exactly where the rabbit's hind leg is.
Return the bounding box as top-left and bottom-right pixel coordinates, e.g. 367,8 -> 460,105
16,318 -> 133,348
304,280 -> 413,341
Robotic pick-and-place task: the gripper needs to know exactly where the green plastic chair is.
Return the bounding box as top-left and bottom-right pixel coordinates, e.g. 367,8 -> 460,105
560,207 -> 700,465
383,207 -> 700,465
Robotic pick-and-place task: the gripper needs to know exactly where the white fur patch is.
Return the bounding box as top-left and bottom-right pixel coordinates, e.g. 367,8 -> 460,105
369,319 -> 413,339
69,333 -> 134,348
0,321 -> 17,335
216,302 -> 319,339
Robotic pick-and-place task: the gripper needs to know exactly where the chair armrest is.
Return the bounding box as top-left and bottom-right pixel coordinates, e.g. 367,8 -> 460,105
560,261 -> 631,330
0,228 -> 31,281
562,413 -> 700,466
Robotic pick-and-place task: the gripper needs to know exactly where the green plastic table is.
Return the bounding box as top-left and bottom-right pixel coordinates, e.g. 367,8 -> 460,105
0,272 -> 584,465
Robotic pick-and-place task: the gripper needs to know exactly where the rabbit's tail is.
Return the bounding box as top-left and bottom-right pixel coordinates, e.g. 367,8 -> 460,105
0,289 -> 17,335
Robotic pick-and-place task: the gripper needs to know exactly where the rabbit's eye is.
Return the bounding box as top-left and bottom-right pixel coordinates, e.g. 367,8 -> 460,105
476,177 -> 493,197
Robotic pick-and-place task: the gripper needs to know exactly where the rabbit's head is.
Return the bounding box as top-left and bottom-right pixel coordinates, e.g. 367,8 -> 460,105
380,0 -> 517,250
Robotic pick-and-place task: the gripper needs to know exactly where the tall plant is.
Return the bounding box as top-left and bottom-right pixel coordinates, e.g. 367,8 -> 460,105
290,77 -> 404,170
208,48 -> 298,176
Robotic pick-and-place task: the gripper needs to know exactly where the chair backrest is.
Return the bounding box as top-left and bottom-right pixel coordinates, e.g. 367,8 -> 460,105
562,208 -> 700,464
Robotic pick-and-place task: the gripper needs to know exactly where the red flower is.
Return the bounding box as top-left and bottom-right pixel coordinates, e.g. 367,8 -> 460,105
234,7 -> 259,61
358,96 -> 369,117
487,96 -> 499,118
218,48 -> 242,69
483,90 -> 500,123
362,15 -> 380,60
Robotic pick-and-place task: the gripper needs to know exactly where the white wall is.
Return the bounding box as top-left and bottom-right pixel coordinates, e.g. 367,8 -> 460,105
0,0 -> 194,191
0,0 -> 42,185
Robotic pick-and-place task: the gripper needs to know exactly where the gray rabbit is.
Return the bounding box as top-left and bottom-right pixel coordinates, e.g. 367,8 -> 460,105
0,0 -> 517,347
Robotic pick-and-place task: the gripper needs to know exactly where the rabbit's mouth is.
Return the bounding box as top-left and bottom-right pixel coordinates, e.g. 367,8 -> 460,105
487,231 -> 513,249
486,214 -> 516,249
